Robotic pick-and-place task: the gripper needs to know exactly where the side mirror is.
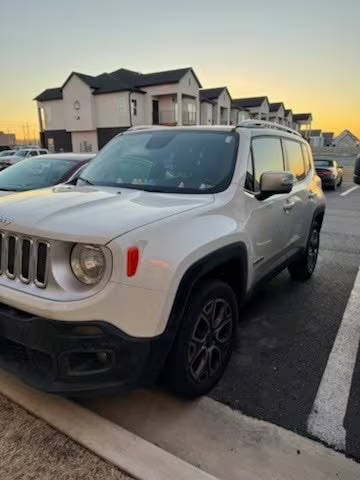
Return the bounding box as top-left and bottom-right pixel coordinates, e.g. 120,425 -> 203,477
257,171 -> 294,199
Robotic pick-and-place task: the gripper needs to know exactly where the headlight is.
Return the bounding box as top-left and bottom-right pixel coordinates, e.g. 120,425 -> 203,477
71,244 -> 106,285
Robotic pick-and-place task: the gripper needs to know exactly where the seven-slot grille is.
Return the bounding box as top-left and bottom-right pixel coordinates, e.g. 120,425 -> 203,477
0,232 -> 49,288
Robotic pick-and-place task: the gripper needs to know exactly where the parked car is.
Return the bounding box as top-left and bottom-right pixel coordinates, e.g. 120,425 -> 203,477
314,157 -> 343,190
0,148 -> 49,171
0,150 -> 17,158
0,153 -> 94,195
354,155 -> 360,185
0,123 -> 325,398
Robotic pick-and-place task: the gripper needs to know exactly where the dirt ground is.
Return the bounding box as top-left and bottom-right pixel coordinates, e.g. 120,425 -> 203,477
0,394 -> 132,480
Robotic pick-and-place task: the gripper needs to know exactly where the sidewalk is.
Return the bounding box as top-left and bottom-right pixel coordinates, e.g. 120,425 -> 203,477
0,394 -> 132,480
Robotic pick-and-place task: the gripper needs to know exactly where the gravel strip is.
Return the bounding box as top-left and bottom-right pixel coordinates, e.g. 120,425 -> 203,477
0,394 -> 133,480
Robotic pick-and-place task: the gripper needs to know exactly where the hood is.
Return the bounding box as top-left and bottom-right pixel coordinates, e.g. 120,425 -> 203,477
0,185 -> 213,244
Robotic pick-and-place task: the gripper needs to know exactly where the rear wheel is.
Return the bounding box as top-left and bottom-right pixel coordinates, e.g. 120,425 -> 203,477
288,222 -> 320,281
165,279 -> 238,398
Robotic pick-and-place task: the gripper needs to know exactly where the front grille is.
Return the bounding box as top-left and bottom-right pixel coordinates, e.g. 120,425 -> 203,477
0,232 -> 50,288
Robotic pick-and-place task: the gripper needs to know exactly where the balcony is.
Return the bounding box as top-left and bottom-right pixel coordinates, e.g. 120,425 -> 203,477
182,111 -> 196,126
158,110 -> 177,126
155,110 -> 197,126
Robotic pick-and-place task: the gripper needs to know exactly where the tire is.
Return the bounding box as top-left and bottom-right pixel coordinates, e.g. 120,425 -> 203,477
165,279 -> 238,398
288,221 -> 320,281
338,177 -> 343,187
330,182 -> 336,191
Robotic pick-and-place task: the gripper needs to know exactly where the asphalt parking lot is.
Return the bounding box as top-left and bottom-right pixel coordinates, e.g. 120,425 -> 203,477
210,173 -> 360,458
85,169 -> 360,469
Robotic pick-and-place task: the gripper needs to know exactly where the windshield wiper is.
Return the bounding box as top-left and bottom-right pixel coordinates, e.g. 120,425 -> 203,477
78,176 -> 95,186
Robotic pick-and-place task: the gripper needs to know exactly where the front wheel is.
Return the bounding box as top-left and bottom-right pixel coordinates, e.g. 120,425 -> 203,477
165,279 -> 238,398
288,222 -> 320,281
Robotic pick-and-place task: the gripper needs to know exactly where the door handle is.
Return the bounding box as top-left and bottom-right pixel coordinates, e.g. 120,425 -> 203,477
283,201 -> 295,212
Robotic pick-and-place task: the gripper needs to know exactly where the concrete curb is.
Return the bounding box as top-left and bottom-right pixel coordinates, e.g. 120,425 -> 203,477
0,369 -> 220,480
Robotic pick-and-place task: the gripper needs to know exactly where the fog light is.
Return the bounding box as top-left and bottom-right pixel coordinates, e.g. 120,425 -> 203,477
96,352 -> 111,364
67,350 -> 113,375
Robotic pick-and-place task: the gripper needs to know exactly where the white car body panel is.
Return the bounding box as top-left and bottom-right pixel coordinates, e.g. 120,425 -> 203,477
0,126 -> 325,339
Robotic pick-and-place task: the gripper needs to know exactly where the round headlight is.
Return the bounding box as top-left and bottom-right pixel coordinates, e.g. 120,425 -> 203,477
71,244 -> 106,285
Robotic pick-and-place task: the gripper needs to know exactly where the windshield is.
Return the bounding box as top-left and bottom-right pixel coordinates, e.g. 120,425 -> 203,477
78,130 -> 238,193
0,157 -> 76,191
15,150 -> 30,157
0,151 -> 15,157
315,159 -> 334,167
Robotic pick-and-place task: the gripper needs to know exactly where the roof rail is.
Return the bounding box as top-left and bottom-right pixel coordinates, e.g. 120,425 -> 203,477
127,125 -> 172,131
237,119 -> 302,137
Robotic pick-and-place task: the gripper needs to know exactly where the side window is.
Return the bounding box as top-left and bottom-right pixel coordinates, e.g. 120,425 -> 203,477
284,140 -> 305,181
244,152 -> 254,191
30,151 -> 38,157
252,137 -> 284,190
301,143 -> 310,174
40,150 -> 48,155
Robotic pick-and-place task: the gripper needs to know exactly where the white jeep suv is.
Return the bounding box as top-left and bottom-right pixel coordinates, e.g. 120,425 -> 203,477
0,122 -> 325,397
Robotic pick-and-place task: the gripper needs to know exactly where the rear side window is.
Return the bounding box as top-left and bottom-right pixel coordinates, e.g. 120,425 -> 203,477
251,137 -> 284,190
283,140 -> 305,181
301,144 -> 311,173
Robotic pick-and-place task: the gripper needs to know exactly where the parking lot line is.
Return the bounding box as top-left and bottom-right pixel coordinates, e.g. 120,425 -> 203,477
307,267 -> 360,450
340,186 -> 359,197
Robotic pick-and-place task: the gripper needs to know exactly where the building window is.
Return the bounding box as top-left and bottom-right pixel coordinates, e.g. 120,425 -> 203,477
131,99 -> 137,116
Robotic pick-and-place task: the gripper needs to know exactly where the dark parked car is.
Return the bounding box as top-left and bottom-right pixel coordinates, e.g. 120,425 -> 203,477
314,157 -> 343,190
0,153 -> 95,195
354,155 -> 360,185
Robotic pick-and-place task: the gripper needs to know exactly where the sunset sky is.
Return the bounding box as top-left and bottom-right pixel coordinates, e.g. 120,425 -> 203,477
0,0 -> 359,141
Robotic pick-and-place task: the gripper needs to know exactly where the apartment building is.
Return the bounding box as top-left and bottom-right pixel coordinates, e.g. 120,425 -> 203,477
231,96 -> 270,121
200,87 -> 231,125
35,67 -> 202,152
292,113 -> 312,138
269,102 -> 285,124
35,65 -> 313,152
0,131 -> 16,149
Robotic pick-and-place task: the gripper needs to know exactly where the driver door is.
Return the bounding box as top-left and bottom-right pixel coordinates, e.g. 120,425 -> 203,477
245,136 -> 294,283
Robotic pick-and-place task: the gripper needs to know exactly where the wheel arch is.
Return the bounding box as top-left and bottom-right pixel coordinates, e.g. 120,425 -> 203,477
167,242 -> 248,338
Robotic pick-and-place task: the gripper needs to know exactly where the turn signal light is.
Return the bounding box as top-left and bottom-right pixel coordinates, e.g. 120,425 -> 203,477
127,246 -> 139,277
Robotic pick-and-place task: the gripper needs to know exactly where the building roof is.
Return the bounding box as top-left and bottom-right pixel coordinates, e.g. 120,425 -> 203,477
308,129 -> 322,136
269,102 -> 285,113
334,130 -> 359,144
285,109 -> 293,116
200,87 -> 229,103
35,67 -> 202,101
293,113 -> 312,122
34,87 -> 63,101
135,67 -> 202,88
232,96 -> 268,109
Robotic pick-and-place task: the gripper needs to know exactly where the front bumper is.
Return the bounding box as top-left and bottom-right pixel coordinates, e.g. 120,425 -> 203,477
0,303 -> 170,395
